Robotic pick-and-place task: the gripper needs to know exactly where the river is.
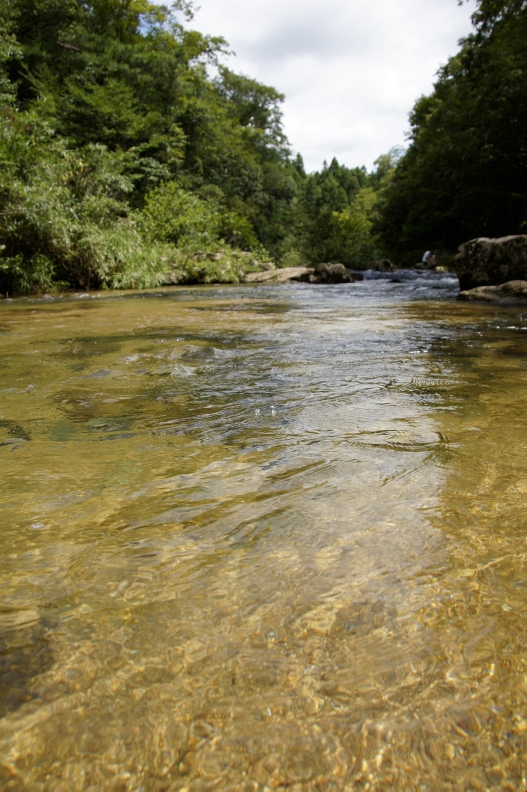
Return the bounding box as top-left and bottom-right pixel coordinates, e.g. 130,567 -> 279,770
1,270 -> 526,790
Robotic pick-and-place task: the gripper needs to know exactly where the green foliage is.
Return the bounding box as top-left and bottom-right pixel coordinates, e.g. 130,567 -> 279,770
0,13 -> 19,104
279,249 -> 306,268
138,181 -> 263,260
298,156 -> 397,266
139,182 -> 221,247
470,0 -> 527,31
377,0 -> 527,262
329,188 -> 381,269
301,158 -> 370,263
0,0 -> 293,291
0,103 -> 169,292
164,247 -> 273,285
0,0 -> 388,292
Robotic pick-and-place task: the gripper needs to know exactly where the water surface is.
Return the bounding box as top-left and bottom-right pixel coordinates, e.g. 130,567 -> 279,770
1,273 -> 527,790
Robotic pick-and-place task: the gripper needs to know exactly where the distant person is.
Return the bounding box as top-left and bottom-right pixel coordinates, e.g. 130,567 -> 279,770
422,250 -> 436,267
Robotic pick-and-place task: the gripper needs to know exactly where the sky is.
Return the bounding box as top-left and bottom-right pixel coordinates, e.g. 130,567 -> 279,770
186,0 -> 475,173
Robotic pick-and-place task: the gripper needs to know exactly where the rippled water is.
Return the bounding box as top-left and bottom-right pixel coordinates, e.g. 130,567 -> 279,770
1,271 -> 527,790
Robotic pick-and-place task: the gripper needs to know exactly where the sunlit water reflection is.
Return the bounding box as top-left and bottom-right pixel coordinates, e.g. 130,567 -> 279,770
1,272 -> 527,790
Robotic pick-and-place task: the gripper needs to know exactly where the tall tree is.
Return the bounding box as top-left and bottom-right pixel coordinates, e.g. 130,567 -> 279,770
377,0 -> 527,263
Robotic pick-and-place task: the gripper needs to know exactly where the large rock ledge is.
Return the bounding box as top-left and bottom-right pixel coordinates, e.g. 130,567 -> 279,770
243,266 -> 313,283
459,280 -> 527,303
243,263 -> 364,284
454,235 -> 527,291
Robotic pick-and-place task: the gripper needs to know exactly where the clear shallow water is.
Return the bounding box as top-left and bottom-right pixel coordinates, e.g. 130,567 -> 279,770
1,272 -> 527,790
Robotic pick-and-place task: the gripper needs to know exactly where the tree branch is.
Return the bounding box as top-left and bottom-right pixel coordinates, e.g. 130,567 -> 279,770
58,41 -> 82,53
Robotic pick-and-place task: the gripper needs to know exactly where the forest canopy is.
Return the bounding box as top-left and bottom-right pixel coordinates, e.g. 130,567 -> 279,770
0,0 -> 525,291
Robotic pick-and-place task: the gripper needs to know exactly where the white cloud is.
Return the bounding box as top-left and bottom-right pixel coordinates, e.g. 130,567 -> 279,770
188,0 -> 474,171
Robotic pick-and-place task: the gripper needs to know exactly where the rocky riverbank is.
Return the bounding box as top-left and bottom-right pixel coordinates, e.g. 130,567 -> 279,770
162,255 -> 366,286
454,235 -> 527,291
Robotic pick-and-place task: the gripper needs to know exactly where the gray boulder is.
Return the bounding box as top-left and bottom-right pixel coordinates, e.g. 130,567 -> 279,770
346,269 -> 364,281
313,263 -> 363,283
454,235 -> 527,291
458,280 -> 527,303
243,266 -> 313,284
372,259 -> 396,272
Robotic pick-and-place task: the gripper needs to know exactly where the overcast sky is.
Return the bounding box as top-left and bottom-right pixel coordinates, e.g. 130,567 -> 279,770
187,0 -> 474,172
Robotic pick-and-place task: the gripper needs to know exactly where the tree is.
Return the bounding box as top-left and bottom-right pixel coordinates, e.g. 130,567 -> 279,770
377,0 -> 527,263
0,0 -> 307,290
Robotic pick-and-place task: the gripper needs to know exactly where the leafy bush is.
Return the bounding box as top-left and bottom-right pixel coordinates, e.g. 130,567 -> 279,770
139,181 -> 261,251
279,249 -> 306,267
163,247 -> 274,285
138,182 -> 220,247
0,106 -> 168,291
328,188 -> 381,269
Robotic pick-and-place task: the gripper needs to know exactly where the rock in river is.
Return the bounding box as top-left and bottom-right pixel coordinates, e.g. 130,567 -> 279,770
372,259 -> 397,272
243,264 -> 363,285
458,279 -> 527,303
454,235 -> 527,290
313,263 -> 363,283
243,266 -> 313,283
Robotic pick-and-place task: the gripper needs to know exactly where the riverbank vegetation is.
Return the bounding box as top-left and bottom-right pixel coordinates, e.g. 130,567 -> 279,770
0,0 -> 525,292
377,0 -> 527,265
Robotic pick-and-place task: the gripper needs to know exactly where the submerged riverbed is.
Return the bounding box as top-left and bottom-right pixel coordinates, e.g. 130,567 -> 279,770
1,271 -> 527,790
